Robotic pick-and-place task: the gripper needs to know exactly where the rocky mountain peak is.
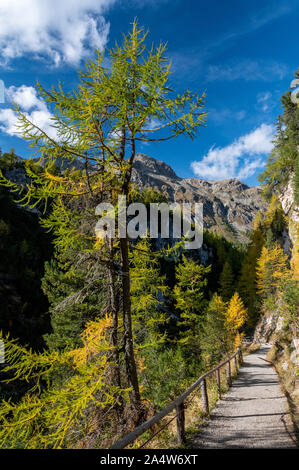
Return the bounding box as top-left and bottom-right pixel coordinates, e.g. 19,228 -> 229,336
210,178 -> 249,192
133,153 -> 178,179
132,154 -> 267,244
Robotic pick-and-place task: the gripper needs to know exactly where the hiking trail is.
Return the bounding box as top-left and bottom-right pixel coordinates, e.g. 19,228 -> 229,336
191,344 -> 297,449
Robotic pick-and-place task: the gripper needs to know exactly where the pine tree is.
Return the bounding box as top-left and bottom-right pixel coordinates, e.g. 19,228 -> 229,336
130,238 -> 168,347
259,69 -> 299,196
263,195 -> 287,240
201,294 -> 228,365
0,186 -> 52,349
42,246 -> 108,351
173,256 -> 210,363
237,212 -> 264,328
219,260 -> 235,301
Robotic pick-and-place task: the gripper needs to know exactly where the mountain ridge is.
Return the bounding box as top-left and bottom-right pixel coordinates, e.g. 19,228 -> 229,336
3,152 -> 267,244
131,153 -> 267,243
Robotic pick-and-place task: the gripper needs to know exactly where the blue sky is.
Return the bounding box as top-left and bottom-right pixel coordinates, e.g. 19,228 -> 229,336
0,0 -> 298,186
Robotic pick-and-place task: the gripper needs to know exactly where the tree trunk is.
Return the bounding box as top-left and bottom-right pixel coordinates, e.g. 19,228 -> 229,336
107,240 -> 124,422
119,235 -> 142,415
119,135 -> 142,421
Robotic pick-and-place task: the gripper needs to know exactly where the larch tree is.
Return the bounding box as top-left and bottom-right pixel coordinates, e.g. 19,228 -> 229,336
225,292 -> 247,350
237,211 -> 264,328
201,293 -> 228,365
256,243 -> 290,300
0,315 -> 125,449
0,21 -> 206,420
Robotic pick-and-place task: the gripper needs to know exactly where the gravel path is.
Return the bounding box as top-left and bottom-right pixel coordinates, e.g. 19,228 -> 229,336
191,344 -> 297,448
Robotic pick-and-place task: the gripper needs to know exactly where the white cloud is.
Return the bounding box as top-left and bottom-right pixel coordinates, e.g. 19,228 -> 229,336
0,108 -> 19,135
191,123 -> 275,181
207,60 -> 288,82
0,85 -> 57,139
6,85 -> 47,112
0,0 -> 116,66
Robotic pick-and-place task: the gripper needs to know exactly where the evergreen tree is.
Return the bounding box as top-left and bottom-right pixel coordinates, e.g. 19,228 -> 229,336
259,69 -> 299,197
201,230 -> 244,294
130,238 -> 168,347
42,246 -> 107,351
173,256 -> 210,365
237,212 -> 264,328
265,228 -> 275,249
0,187 -> 52,348
294,153 -> 299,205
219,260 -> 235,301
0,148 -> 21,171
201,293 -> 228,365
263,195 -> 287,240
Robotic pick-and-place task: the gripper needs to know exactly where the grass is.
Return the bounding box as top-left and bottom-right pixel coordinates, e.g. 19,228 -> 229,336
131,353 -> 242,449
122,341 -> 298,449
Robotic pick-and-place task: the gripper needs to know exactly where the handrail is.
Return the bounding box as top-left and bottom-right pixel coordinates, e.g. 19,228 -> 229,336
110,347 -> 242,449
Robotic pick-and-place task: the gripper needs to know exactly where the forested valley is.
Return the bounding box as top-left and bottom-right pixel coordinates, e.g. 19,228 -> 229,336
0,23 -> 298,449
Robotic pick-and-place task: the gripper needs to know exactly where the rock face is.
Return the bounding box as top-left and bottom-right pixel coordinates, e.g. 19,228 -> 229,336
279,174 -> 299,264
132,154 -> 267,243
254,311 -> 283,343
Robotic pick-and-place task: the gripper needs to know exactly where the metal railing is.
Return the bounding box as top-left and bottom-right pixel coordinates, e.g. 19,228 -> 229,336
110,347 -> 243,449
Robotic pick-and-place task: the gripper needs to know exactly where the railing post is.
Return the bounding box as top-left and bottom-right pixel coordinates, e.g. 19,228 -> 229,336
200,378 -> 209,414
176,402 -> 185,445
226,361 -> 232,387
234,355 -> 238,373
110,347 -> 246,449
239,348 -> 243,365
216,368 -> 221,398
